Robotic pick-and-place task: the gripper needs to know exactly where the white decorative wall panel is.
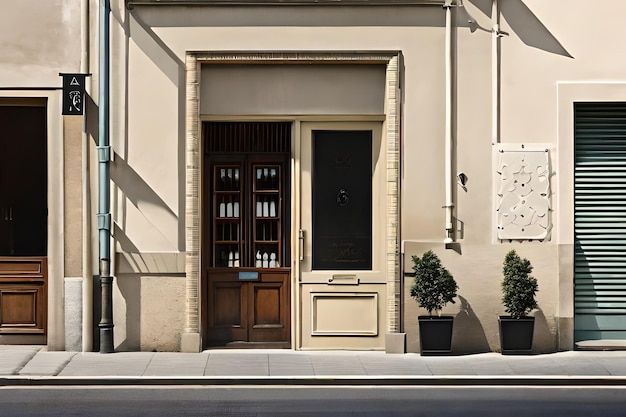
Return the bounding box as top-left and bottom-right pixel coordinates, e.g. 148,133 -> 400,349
496,145 -> 551,240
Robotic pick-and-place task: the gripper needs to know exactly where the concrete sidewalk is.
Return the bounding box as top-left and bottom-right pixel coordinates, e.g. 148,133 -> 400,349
3,345 -> 626,385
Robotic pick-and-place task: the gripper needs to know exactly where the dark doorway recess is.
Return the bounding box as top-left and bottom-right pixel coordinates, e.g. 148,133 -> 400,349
0,105 -> 47,256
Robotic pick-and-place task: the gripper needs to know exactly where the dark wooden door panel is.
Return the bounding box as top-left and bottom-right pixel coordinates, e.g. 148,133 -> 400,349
248,272 -> 289,343
213,285 -> 244,326
206,269 -> 289,346
1,288 -> 40,330
0,257 -> 47,334
207,273 -> 247,343
253,285 -> 280,325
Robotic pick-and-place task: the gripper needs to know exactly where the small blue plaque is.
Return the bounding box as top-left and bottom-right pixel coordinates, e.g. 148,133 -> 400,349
239,271 -> 259,280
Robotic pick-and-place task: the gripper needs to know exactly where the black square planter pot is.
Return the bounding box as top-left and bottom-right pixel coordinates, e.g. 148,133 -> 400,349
499,316 -> 535,355
418,316 -> 454,355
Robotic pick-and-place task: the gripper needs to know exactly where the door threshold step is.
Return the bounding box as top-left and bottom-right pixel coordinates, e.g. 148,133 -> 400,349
576,340 -> 626,351
205,341 -> 291,350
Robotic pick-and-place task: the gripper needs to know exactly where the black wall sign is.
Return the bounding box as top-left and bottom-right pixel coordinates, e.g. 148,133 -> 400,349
60,73 -> 86,115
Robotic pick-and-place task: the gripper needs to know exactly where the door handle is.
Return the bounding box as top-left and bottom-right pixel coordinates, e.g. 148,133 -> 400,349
299,229 -> 305,261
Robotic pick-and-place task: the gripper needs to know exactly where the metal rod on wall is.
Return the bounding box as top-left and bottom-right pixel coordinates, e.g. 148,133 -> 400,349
98,0 -> 114,354
492,0 -> 501,145
443,0 -> 456,244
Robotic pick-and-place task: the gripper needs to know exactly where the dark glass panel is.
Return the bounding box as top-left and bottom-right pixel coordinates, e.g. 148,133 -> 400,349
312,130 -> 372,270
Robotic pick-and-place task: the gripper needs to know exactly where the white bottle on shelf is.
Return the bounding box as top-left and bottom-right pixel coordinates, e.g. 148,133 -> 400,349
234,251 -> 240,267
256,251 -> 262,268
228,251 -> 234,267
233,201 -> 239,218
257,200 -> 263,217
263,199 -> 269,217
270,168 -> 277,188
269,253 -> 276,268
262,252 -> 269,268
226,201 -> 233,217
219,201 -> 226,218
269,198 -> 276,217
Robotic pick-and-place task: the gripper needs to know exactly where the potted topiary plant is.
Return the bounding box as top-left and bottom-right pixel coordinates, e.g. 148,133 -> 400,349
411,250 -> 459,355
499,249 -> 538,355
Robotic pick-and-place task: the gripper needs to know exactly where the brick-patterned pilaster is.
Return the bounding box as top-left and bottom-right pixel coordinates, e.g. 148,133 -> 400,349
184,54 -> 200,336
385,55 -> 400,333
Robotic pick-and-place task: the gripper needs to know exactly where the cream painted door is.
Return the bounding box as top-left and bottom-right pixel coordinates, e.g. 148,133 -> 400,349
299,122 -> 387,349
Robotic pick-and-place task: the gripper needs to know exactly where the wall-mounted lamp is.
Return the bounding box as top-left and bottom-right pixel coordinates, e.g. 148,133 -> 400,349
457,172 -> 468,191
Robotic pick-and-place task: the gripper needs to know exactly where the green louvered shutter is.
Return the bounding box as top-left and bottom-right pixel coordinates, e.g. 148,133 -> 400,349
575,102 -> 626,342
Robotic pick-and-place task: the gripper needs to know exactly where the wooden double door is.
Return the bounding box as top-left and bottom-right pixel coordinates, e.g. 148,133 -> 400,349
203,122 -> 291,348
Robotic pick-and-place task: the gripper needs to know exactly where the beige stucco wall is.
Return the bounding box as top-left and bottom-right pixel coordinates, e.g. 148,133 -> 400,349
403,243 -> 559,354
112,274 -> 185,352
113,253 -> 186,351
401,1 -> 626,353
0,0 -> 81,87
100,1 -> 626,351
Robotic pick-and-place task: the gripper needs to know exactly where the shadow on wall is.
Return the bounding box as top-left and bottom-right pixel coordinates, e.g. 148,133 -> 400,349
92,274 -> 141,352
451,296 -> 490,354
91,276 -> 101,352
133,4 -> 446,28
404,283 -> 490,354
533,308 -> 557,354
85,94 -> 99,143
115,274 -> 142,352
467,0 -> 572,58
129,0 -> 572,59
111,152 -> 179,249
127,12 -> 186,252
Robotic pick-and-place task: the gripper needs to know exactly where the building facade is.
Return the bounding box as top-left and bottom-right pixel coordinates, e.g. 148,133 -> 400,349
2,0 -> 626,353
0,0 -> 83,351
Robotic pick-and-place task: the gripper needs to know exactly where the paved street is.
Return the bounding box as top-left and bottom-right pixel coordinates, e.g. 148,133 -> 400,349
2,385 -> 626,417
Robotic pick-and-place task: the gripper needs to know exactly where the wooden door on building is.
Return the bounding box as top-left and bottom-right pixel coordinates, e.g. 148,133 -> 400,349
0,102 -> 48,337
202,122 -> 291,348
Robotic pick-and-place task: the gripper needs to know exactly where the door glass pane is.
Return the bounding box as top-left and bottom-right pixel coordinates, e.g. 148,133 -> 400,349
312,130 -> 372,270
253,165 -> 281,268
213,164 -> 241,267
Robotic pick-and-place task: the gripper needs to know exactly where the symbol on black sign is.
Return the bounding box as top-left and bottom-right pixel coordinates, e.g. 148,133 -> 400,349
336,189 -> 350,206
70,77 -> 80,86
335,154 -> 352,166
69,91 -> 82,112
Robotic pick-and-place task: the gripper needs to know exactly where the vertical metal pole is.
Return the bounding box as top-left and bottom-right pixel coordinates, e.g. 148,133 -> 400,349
81,0 -> 94,353
491,0 -> 501,145
443,0 -> 455,244
98,0 -> 113,353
